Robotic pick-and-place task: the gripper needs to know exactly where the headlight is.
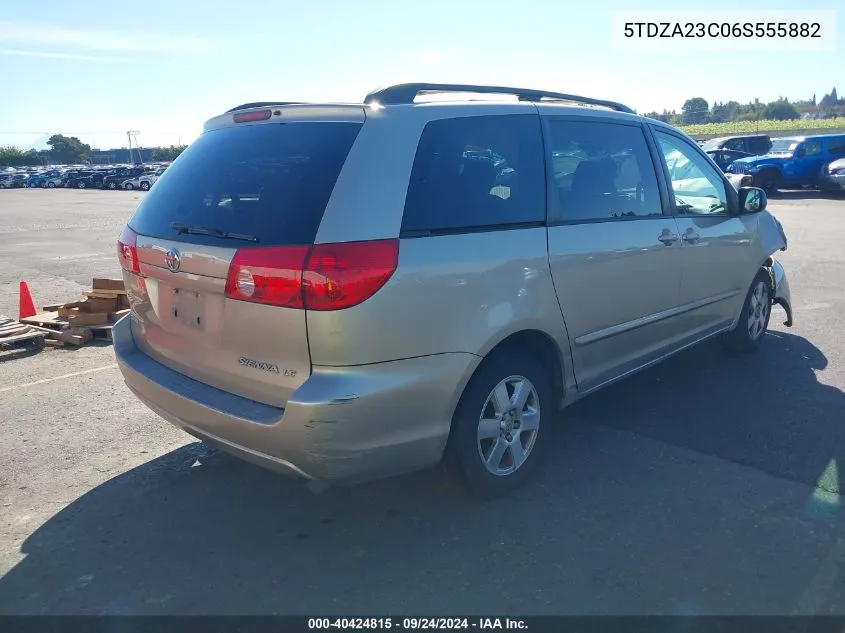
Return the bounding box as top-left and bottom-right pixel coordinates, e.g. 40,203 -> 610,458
831,167 -> 845,176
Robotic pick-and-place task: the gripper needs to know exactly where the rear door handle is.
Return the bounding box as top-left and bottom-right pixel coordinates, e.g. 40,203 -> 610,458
658,230 -> 679,245
682,231 -> 701,244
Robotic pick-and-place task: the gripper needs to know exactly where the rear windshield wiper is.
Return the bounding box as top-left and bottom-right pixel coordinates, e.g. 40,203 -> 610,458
170,223 -> 259,242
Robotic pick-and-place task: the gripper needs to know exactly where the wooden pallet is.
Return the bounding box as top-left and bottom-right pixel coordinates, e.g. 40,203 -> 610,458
23,277 -> 130,348
0,315 -> 46,353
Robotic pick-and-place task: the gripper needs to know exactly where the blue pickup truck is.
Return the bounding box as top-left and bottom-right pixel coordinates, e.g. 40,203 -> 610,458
727,133 -> 845,192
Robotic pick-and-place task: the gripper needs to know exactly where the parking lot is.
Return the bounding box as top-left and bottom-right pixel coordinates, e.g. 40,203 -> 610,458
0,188 -> 844,615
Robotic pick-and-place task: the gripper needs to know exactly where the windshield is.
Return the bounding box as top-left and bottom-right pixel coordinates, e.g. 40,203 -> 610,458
770,139 -> 800,153
700,138 -> 725,150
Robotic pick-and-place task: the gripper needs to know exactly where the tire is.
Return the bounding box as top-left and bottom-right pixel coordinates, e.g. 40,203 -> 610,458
140,181 -> 150,191
77,181 -> 86,189
124,183 -> 134,190
444,347 -> 552,499
723,268 -> 773,354
47,181 -> 55,188
108,181 -> 117,190
756,169 -> 781,195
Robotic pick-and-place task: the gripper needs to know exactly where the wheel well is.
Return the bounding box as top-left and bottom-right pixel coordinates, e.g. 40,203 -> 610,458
762,258 -> 775,293
758,167 -> 782,180
484,330 -> 565,408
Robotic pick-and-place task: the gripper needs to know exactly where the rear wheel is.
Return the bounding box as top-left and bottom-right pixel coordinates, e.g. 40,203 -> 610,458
140,181 -> 150,191
445,348 -> 551,499
77,181 -> 86,189
124,182 -> 134,190
724,268 -> 773,354
108,181 -> 117,190
47,181 -> 56,188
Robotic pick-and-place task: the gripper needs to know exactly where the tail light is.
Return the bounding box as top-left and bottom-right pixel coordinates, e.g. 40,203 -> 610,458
224,246 -> 310,308
225,239 -> 399,311
117,226 -> 140,274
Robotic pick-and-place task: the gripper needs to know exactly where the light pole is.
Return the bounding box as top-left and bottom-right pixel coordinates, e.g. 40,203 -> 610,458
127,131 -> 141,165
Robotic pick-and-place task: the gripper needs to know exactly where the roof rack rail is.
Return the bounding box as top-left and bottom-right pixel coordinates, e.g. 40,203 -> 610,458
225,102 -> 304,113
363,83 -> 635,114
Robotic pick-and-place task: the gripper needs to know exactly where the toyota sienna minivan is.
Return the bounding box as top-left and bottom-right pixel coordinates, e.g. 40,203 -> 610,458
113,83 -> 793,498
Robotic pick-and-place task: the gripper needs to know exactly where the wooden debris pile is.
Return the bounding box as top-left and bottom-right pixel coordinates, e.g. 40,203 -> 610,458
0,315 -> 47,353
20,278 -> 130,348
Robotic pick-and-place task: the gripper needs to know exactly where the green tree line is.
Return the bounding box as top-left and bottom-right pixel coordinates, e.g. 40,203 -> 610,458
645,87 -> 844,126
1,134 -> 187,167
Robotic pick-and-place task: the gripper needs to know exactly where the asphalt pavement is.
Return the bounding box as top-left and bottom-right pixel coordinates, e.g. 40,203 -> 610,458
1,188 -> 844,615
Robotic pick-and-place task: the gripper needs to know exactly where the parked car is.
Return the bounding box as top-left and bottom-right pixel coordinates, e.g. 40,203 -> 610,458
26,171 -> 64,188
818,157 -> 845,193
63,171 -> 97,189
103,167 -> 147,190
123,168 -> 166,191
727,134 -> 845,192
700,134 -> 772,156
113,83 -> 793,498
90,169 -> 119,189
0,173 -> 28,188
705,149 -> 754,172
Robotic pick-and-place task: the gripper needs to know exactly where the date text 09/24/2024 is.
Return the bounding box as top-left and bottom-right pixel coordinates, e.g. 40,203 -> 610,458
308,618 -> 527,630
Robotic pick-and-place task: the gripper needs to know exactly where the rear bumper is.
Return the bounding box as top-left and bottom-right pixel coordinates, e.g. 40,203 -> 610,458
113,315 -> 479,484
771,259 -> 793,327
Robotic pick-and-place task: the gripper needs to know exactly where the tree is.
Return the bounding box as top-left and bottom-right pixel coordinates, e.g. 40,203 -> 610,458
681,98 -> 709,124
151,145 -> 187,162
0,145 -> 42,167
709,100 -> 740,123
763,99 -> 800,121
46,134 -> 92,164
832,87 -> 839,103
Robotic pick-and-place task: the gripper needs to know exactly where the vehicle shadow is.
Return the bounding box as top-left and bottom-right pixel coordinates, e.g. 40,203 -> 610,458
772,189 -> 844,201
565,328 -> 845,498
1,330 -> 844,616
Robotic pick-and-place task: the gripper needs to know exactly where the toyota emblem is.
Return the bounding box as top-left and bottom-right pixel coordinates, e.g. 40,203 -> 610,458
164,248 -> 181,273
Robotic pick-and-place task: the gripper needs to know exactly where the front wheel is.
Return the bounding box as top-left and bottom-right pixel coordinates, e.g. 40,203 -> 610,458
140,181 -> 150,191
723,268 -> 773,354
756,169 -> 781,195
77,181 -> 86,189
124,183 -> 134,190
445,348 -> 552,499
47,181 -> 56,188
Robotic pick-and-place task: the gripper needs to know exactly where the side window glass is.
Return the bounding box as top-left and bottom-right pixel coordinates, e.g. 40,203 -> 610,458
402,115 -> 545,234
547,121 -> 662,222
825,137 -> 845,156
655,131 -> 729,216
723,138 -> 745,151
751,138 -> 771,155
804,140 -> 822,157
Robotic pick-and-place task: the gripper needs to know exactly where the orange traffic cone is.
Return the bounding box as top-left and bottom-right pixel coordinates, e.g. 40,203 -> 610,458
19,281 -> 36,320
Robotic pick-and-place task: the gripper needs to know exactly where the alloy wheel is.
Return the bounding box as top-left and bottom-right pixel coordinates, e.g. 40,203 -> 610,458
476,375 -> 540,476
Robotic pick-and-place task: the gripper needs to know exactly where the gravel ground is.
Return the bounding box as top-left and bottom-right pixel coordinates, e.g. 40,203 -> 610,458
1,188 -> 844,615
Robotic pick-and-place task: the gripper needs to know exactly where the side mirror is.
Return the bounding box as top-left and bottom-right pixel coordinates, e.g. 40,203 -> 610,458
738,186 -> 767,214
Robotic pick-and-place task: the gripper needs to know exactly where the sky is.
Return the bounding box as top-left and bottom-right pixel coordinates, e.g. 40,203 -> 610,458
0,0 -> 842,151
